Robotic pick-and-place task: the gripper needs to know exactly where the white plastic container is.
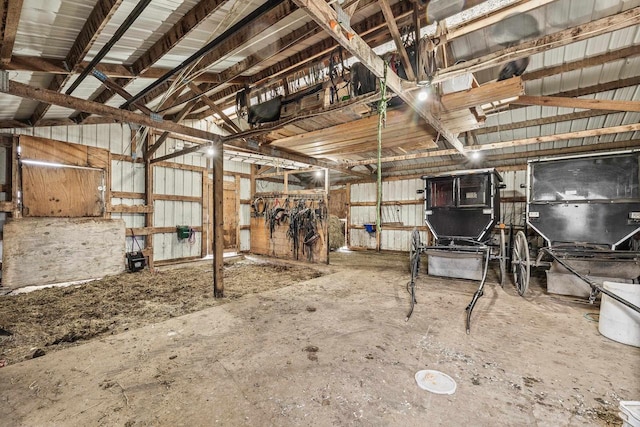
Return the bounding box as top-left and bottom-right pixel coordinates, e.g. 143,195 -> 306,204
619,401 -> 640,427
598,282 -> 640,347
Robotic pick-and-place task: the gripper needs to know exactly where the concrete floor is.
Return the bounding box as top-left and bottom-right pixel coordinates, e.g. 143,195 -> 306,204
1,250 -> 638,426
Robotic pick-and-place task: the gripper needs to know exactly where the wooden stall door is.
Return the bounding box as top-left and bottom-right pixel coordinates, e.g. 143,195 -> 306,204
21,164 -> 104,217
207,179 -> 238,252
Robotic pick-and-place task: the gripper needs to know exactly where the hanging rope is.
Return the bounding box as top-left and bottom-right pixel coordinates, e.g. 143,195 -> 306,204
376,62 -> 388,251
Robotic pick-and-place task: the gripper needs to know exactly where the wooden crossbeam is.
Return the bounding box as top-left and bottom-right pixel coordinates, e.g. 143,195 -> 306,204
293,0 -> 465,155
440,77 -> 524,111
2,78 -> 224,144
343,123 -> 640,166
2,56 -> 235,84
188,83 -> 241,133
30,0 -> 123,125
0,0 -> 24,63
433,7 -> 640,84
73,0 -> 227,122
513,95 -> 640,112
378,0 -> 415,81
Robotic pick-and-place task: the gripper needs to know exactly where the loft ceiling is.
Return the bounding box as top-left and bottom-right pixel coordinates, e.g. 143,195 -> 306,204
0,0 -> 639,182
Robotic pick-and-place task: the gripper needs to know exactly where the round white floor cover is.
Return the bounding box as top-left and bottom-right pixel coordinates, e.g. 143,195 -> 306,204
414,370 -> 457,395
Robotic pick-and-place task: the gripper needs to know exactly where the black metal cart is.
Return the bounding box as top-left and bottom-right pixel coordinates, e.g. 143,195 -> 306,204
408,168 -> 507,332
512,150 -> 640,315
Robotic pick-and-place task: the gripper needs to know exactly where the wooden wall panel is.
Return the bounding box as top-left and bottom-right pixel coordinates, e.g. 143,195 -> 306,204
21,165 -> 104,217
2,218 -> 126,289
250,195 -> 328,264
329,188 -> 347,218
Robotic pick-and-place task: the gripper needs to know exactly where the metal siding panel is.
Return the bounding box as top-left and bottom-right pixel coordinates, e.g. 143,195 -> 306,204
240,178 -> 251,200
240,229 -> 251,251
240,204 -> 251,226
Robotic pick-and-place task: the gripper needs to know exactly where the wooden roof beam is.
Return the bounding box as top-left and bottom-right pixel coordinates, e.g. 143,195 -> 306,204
188,83 -> 241,133
127,0 -> 292,109
513,95 -> 640,112
433,6 -> 640,85
72,0 -> 229,122
0,0 -> 24,63
33,0 -> 125,126
0,76 -> 364,177
293,0 -> 465,155
343,123 -> 640,166
378,0 -> 415,81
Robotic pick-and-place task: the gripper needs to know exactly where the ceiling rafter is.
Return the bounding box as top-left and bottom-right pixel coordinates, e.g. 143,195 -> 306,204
72,0 -> 230,123
379,139 -> 640,176
29,0 -> 123,124
0,0 -> 24,63
182,1 -> 416,119
378,0 -> 415,81
292,0 -> 466,154
0,76 -> 368,177
432,6 -> 640,85
343,123 -> 640,166
125,0 -> 293,110
514,95 -> 640,112
476,110 -> 614,135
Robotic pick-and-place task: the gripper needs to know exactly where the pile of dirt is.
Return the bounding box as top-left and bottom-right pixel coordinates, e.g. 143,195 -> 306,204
328,215 -> 345,250
0,258 -> 323,366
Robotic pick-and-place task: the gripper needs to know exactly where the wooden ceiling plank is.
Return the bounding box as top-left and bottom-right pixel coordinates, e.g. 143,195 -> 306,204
440,76 -> 524,111
378,0 -> 415,81
433,7 -> 640,85
514,95 -> 640,112
293,0 -> 465,155
0,0 -> 24,63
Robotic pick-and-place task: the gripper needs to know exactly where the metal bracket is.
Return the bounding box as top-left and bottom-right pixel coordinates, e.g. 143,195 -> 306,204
91,69 -> 108,82
0,71 -> 9,92
150,112 -> 162,122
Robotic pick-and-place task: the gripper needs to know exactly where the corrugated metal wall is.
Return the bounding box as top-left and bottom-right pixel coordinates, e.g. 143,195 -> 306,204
348,171 -> 527,252
349,179 -> 427,251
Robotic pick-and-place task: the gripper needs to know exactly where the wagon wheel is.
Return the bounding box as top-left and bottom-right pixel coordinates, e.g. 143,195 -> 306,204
512,230 -> 530,296
498,227 -> 506,288
409,228 -> 421,278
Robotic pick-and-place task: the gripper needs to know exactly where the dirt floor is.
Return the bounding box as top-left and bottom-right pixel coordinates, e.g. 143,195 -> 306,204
0,257 -> 324,365
0,250 -> 638,426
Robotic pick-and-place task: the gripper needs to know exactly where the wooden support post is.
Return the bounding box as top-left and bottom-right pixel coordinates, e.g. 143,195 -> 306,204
345,182 -> 351,248
284,171 -> 289,193
212,143 -> 224,298
202,170 -> 209,258
144,150 -> 154,271
11,136 -> 20,218
235,174 -> 241,251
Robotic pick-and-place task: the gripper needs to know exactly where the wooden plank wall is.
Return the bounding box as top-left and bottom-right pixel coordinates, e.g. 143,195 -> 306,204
329,188 -> 347,218
2,218 -> 126,289
250,194 -> 328,264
